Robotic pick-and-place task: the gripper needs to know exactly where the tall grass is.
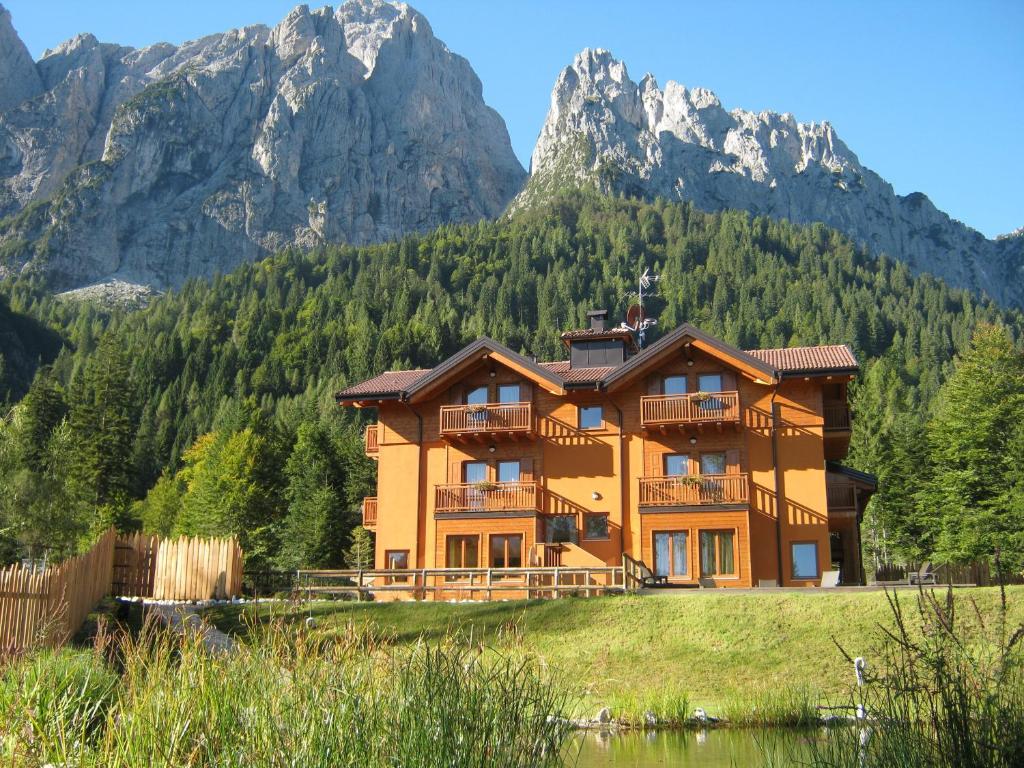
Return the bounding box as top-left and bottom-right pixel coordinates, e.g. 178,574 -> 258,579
805,585 -> 1024,768
0,615 -> 574,767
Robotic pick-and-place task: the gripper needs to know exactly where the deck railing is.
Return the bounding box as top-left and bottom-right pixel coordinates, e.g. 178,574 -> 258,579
296,565 -> 625,600
823,402 -> 851,431
532,542 -> 563,567
364,424 -> 379,454
641,391 -> 740,426
435,481 -> 539,514
362,497 -> 378,527
439,402 -> 533,435
639,473 -> 749,506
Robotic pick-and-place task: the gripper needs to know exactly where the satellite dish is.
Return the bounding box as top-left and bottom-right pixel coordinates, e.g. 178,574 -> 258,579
625,304 -> 644,329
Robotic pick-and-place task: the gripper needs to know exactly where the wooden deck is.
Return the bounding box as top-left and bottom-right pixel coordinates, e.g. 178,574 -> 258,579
639,473 -> 749,506
641,391 -> 741,430
439,402 -> 535,441
434,481 -> 539,514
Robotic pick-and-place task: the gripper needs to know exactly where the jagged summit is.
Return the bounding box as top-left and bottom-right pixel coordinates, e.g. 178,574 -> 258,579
517,49 -> 1023,309
0,1 -> 526,290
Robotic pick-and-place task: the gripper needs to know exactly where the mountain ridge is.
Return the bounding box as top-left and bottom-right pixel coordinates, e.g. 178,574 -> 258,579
0,1 -> 525,290
515,48 -> 1023,309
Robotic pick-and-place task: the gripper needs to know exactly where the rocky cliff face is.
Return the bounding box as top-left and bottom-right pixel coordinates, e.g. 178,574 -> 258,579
518,49 -> 1024,309
0,1 -> 525,290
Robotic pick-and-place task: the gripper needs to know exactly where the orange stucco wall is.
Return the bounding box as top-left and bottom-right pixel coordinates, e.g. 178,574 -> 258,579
363,344 -> 849,594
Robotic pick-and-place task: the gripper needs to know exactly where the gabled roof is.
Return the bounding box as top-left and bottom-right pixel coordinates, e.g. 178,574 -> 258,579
602,323 -> 779,392
336,324 -> 861,404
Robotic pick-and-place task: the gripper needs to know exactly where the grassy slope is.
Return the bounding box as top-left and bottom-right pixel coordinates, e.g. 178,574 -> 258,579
207,587 -> 1024,718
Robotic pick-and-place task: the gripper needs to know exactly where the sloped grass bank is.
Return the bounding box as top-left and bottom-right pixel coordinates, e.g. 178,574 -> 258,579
207,587 -> 1024,723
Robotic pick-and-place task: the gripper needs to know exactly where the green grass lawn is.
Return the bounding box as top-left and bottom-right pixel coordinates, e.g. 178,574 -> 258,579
206,586 -> 1024,722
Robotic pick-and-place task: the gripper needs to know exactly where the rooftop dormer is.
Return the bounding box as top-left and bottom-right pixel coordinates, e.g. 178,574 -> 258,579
560,309 -> 637,368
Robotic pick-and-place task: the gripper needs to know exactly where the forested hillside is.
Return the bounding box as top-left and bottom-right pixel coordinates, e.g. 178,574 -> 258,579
1,192 -> 1021,569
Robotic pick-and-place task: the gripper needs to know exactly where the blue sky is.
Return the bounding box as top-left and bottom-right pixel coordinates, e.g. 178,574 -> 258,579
6,1 -> 1021,238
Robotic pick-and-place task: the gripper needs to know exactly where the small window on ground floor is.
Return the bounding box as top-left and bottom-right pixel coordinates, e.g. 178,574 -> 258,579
654,531 -> 688,578
385,550 -> 409,584
791,542 -> 819,580
490,534 -> 523,568
545,515 -> 578,544
583,513 -> 610,541
699,530 -> 736,577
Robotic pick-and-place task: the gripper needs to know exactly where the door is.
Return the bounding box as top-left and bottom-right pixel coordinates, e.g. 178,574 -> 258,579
654,531 -> 689,578
700,453 -> 726,501
663,375 -> 687,395
697,373 -> 724,411
497,384 -> 520,403
700,530 -> 736,577
464,461 -> 488,509
466,386 -> 488,426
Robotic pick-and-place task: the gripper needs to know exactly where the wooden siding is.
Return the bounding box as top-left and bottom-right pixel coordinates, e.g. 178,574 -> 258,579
639,510 -> 753,588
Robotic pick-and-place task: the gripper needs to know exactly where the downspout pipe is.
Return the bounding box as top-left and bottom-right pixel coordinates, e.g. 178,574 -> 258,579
401,398 -> 425,567
770,386 -> 785,586
608,395 -> 627,559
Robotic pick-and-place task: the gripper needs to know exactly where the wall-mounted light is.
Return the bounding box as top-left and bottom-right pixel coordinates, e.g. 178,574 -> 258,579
687,359 -> 694,367
689,436 -> 698,445
488,445 -> 496,453
489,370 -> 496,378
591,491 -> 602,501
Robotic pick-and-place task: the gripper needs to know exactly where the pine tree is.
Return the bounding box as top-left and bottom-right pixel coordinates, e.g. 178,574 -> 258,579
344,526 -> 374,569
919,324 -> 1024,565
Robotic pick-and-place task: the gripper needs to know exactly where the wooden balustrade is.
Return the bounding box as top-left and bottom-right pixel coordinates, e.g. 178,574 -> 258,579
826,483 -> 857,510
641,391 -> 740,427
439,402 -> 534,437
639,473 -> 749,506
533,542 -> 563,567
435,481 -> 539,513
364,424 -> 379,455
362,497 -> 378,527
824,402 -> 851,431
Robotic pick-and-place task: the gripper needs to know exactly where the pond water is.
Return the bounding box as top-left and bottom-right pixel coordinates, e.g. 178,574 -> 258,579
569,728 -> 813,767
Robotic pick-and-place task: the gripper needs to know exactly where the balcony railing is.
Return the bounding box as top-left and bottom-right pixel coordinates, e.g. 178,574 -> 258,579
440,402 -> 534,436
641,391 -> 740,427
639,473 -> 749,506
827,483 -> 857,510
824,402 -> 851,431
362,497 -> 378,527
435,481 -> 539,514
364,424 -> 379,455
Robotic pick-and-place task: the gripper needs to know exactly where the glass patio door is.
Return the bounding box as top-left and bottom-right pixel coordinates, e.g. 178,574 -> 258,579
464,461 -> 487,509
654,531 -> 688,578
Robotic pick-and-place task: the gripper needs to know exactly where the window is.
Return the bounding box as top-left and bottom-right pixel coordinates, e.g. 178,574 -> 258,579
497,384 -> 521,403
464,461 -> 489,509
654,531 -> 688,578
663,375 -> 688,395
579,405 -> 603,430
490,534 -> 523,568
465,386 -> 488,404
546,515 -> 578,544
385,550 -> 409,584
466,385 -> 488,424
791,542 -> 819,580
664,454 -> 689,476
446,535 -> 479,568
699,530 -> 736,577
700,452 -> 726,476
497,460 -> 520,484
583,513 -> 610,540
697,373 -> 723,392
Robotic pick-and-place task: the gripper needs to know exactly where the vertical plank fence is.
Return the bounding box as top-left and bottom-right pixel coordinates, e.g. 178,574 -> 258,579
0,529 -> 116,654
151,536 -> 243,600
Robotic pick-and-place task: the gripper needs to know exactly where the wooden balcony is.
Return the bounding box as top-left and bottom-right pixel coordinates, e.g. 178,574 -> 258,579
435,481 -> 539,514
641,392 -> 741,432
439,402 -> 535,441
362,497 -> 377,528
639,473 -> 749,507
364,424 -> 379,457
823,402 -> 851,431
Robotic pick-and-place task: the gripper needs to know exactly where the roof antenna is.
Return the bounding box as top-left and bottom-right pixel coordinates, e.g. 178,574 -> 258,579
620,266 -> 660,348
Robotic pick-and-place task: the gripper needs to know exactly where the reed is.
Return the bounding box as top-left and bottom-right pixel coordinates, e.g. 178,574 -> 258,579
0,613 -> 573,767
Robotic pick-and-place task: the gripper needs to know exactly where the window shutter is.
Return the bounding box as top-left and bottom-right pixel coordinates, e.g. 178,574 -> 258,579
449,386 -> 461,405
487,463 -> 496,482
449,460 -> 463,483
645,451 -> 663,477
689,454 -> 700,475
521,381 -> 533,403
725,449 -> 740,474
721,371 -> 737,392
519,457 -> 533,482
648,376 -> 661,395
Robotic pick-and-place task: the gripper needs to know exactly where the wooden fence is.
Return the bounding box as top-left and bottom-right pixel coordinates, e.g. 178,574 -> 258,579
0,529 -> 116,654
873,560 -> 1024,587
151,536 -> 243,600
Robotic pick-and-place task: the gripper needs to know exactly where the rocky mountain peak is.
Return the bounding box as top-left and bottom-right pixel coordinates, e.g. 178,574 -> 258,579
0,1 -> 526,291
0,3 -> 42,110
518,48 -> 1022,309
